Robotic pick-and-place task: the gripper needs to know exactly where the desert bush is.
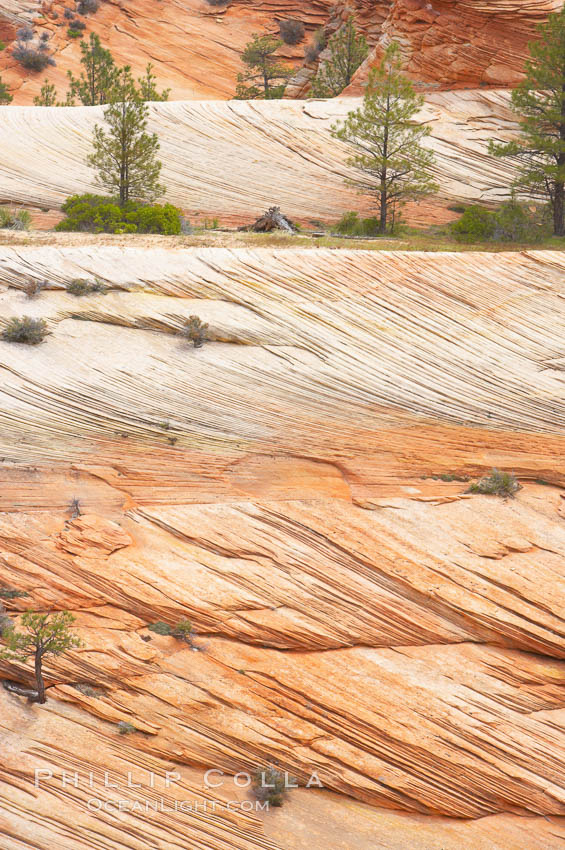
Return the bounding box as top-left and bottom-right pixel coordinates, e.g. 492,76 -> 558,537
56,194 -> 182,234
182,315 -> 209,348
147,619 -> 194,642
77,0 -> 100,13
305,27 -> 326,62
68,26 -> 84,38
66,278 -> 106,295
466,469 -> 521,498
252,767 -> 294,807
0,208 -> 31,230
204,0 -> 231,5
16,26 -> 34,42
117,721 -> 137,735
0,611 -> 13,636
13,42 -> 54,71
279,19 -> 305,45
334,211 -> 382,237
2,317 -> 48,345
64,7 -> 74,18
25,279 -> 48,298
449,206 -> 495,242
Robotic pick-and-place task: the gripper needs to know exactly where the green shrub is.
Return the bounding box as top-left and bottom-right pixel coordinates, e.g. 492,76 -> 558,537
182,315 -> 209,348
56,194 -> 182,235
0,208 -> 32,230
466,469 -> 521,498
334,211 -> 382,237
147,621 -> 172,635
67,27 -> 83,38
2,317 -> 48,345
66,278 -> 106,296
0,587 -> 29,599
449,200 -> 546,243
117,721 -> 137,735
449,206 -> 495,243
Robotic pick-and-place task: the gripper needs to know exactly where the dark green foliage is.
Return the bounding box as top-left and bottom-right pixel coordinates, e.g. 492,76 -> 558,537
449,206 -> 495,243
252,767 -> 294,807
311,16 -> 367,97
0,588 -> 30,599
182,315 -> 209,348
66,278 -> 107,295
66,33 -> 119,105
147,621 -> 172,635
235,33 -> 291,99
68,28 -> 84,38
489,6 -> 565,236
137,63 -> 170,102
0,75 -> 12,104
117,720 -> 137,734
2,317 -> 48,345
467,469 -> 521,498
334,211 -> 383,236
56,194 -> 181,234
450,200 -> 546,243
279,19 -> 305,45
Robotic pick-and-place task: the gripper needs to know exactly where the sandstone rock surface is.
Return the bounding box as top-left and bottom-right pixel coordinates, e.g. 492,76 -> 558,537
0,243 -> 564,846
0,90 -> 519,226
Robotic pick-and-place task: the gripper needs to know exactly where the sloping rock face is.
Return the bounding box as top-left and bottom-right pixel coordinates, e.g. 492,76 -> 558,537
0,91 -> 519,226
0,245 -> 564,847
0,0 -> 562,102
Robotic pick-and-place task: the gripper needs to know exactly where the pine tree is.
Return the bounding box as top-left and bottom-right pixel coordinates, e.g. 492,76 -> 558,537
67,33 -> 119,105
33,80 -> 57,106
331,42 -> 438,233
0,610 -> 81,704
489,6 -> 565,236
310,16 -> 368,98
0,75 -> 12,104
235,34 -> 291,100
87,67 -> 164,205
137,62 -> 170,102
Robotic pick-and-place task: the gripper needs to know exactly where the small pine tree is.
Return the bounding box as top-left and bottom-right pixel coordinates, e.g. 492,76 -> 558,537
33,79 -> 57,106
331,42 -> 438,233
310,16 -> 368,98
67,33 -> 119,105
489,6 -> 565,236
137,63 -> 170,102
0,75 -> 12,104
87,67 -> 164,205
0,610 -> 81,703
235,34 -> 291,100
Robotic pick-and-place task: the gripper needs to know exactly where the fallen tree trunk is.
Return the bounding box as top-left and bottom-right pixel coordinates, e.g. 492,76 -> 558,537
2,679 -> 41,702
242,207 -> 297,233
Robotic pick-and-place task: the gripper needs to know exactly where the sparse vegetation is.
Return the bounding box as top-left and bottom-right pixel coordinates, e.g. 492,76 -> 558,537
310,16 -> 367,97
2,317 -> 48,345
69,497 -> 82,517
0,75 -> 12,104
0,208 -> 32,230
0,610 -> 81,703
147,619 -> 195,643
252,767 -> 294,807
24,279 -> 48,298
66,278 -> 107,295
34,80 -> 58,106
0,588 -> 30,600
181,315 -> 209,348
13,30 -> 55,72
279,19 -> 305,45
117,720 -> 137,735
77,0 -> 100,13
466,469 -> 521,498
334,211 -> 382,237
305,27 -> 326,63
235,33 -> 291,100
